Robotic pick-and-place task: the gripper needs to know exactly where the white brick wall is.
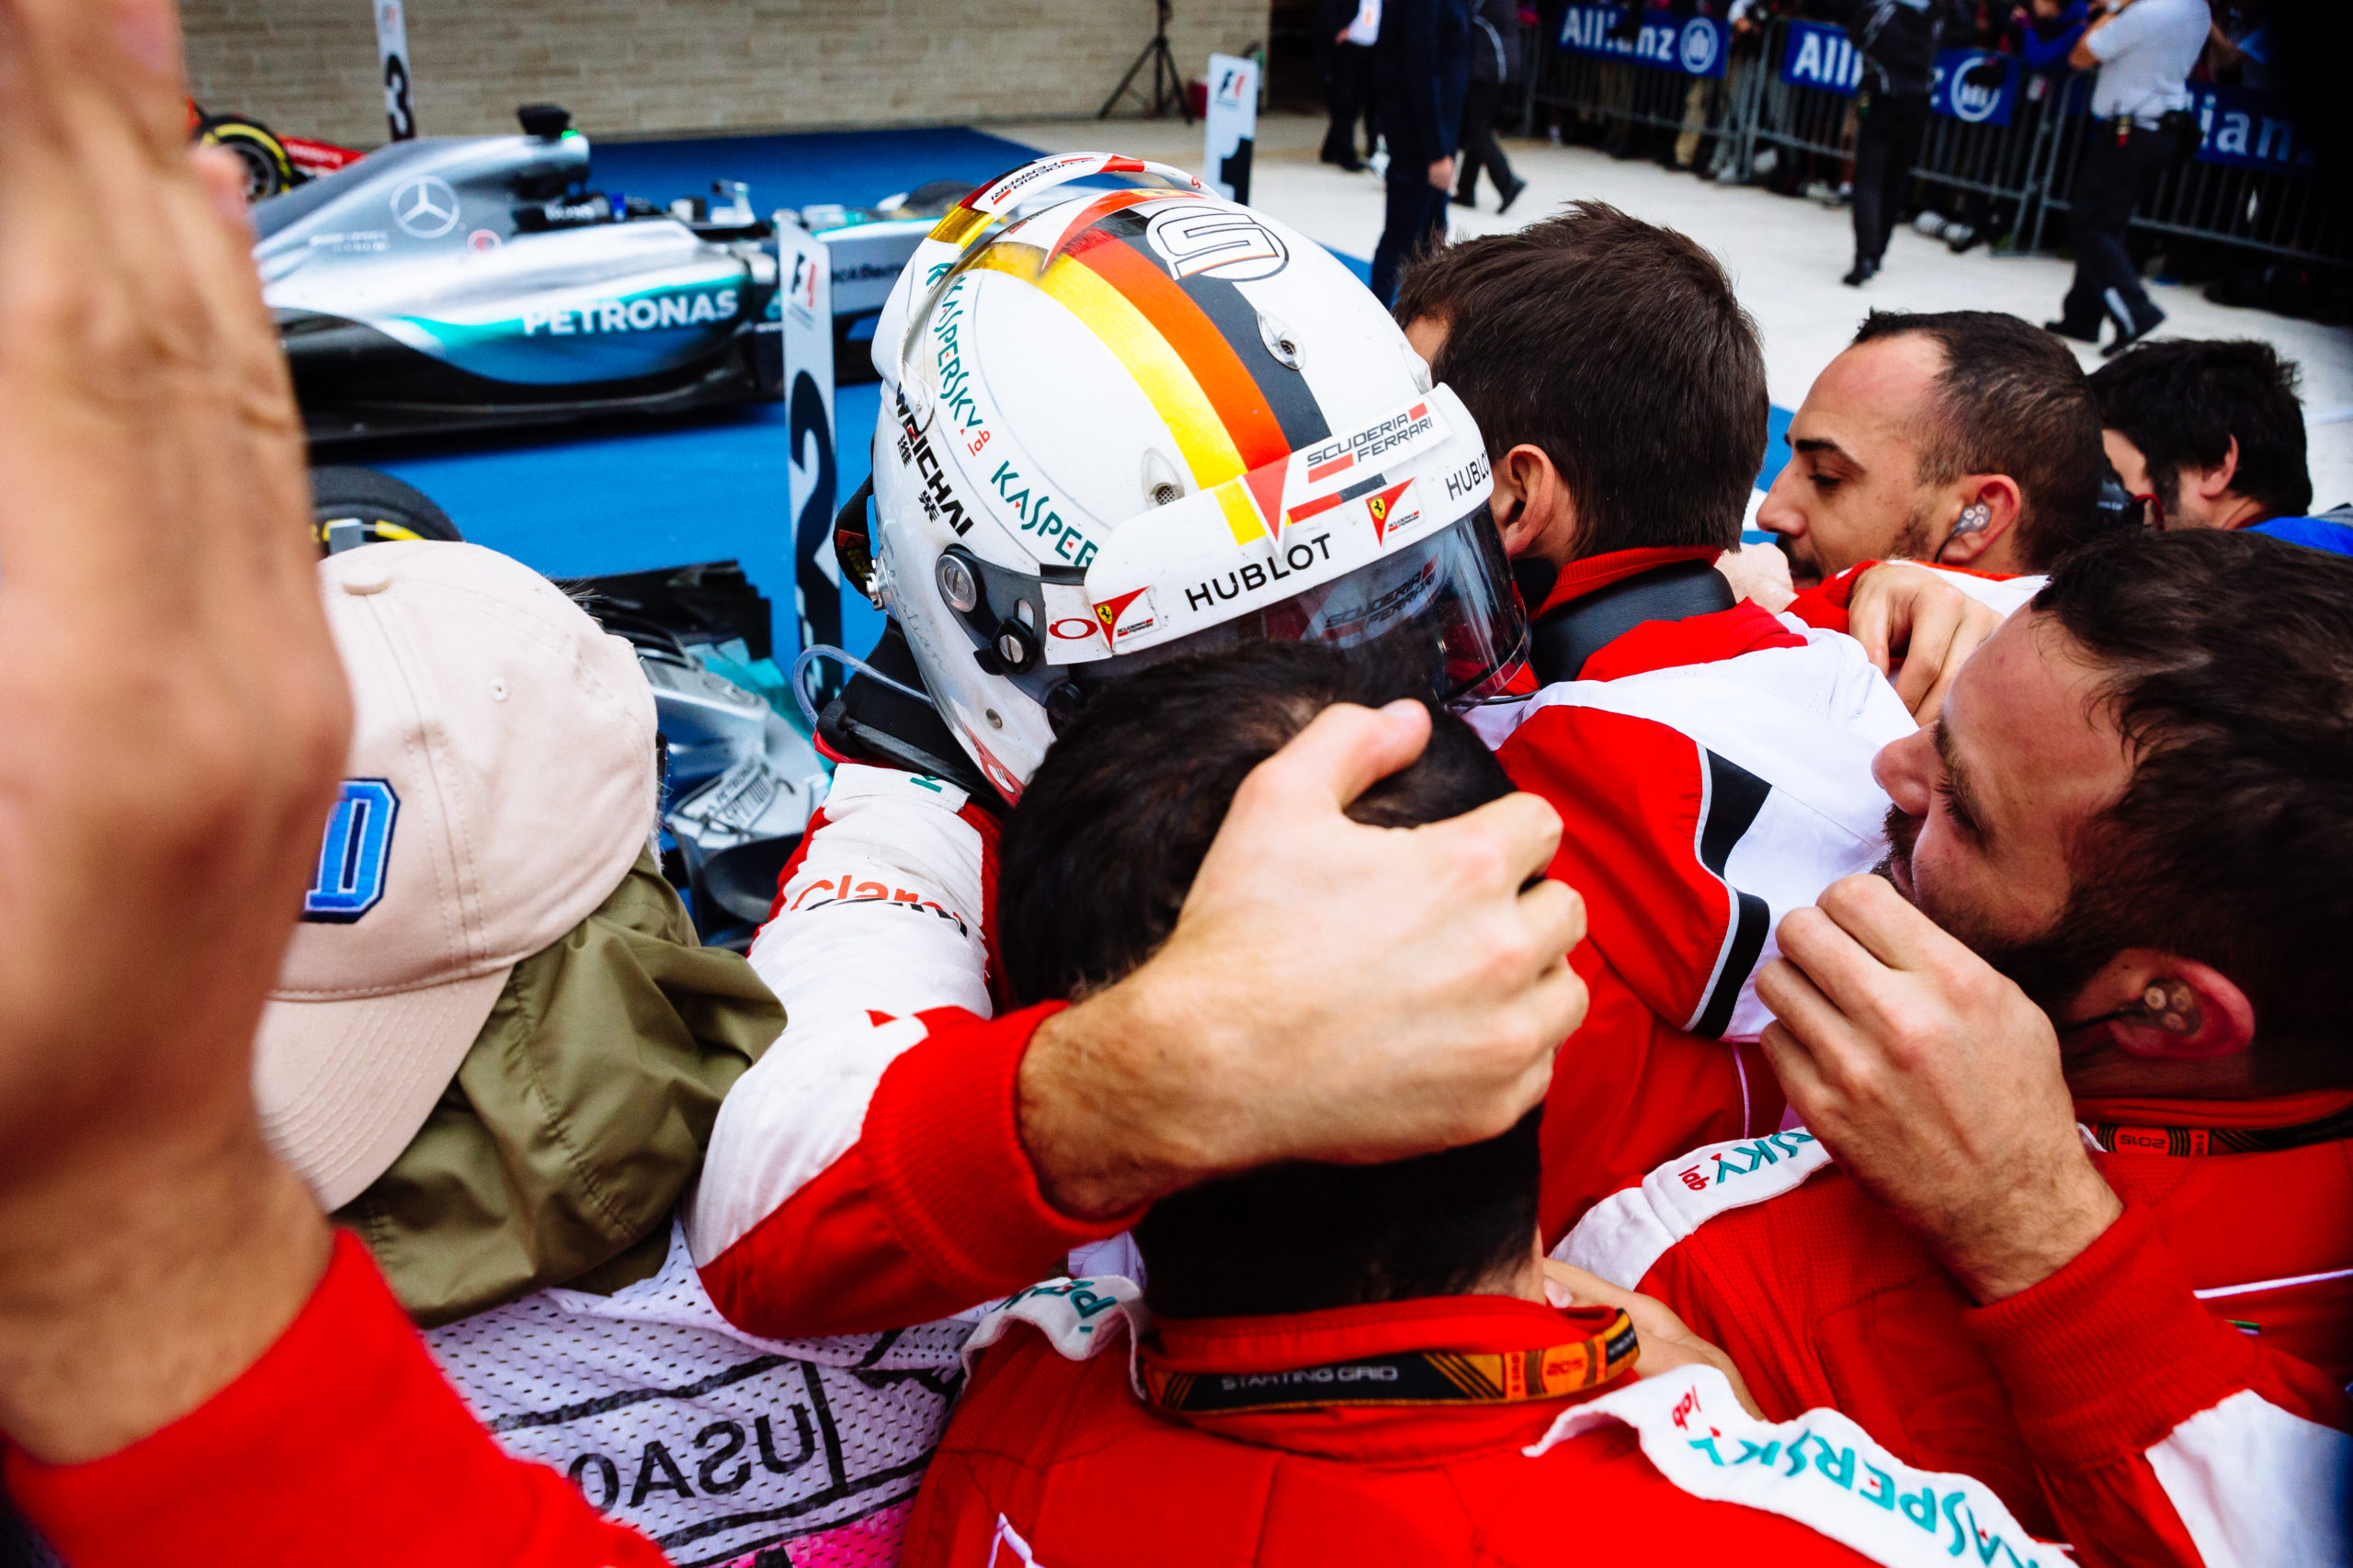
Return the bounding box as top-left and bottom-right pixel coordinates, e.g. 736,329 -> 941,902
184,0 -> 1270,149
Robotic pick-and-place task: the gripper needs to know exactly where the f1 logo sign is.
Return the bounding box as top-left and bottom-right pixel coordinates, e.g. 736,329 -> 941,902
302,778 -> 399,923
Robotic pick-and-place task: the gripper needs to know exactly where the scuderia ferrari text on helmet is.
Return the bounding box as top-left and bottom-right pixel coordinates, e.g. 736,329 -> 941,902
855,152 -> 1529,801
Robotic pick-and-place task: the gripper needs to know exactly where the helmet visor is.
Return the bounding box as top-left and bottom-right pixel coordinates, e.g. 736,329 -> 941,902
1063,506 -> 1528,708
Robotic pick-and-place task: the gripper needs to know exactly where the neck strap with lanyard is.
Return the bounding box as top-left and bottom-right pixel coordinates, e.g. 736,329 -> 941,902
1139,1308 -> 1638,1415
2088,1101 -> 2353,1158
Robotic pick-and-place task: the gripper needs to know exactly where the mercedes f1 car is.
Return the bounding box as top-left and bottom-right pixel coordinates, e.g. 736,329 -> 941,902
256,105 -> 787,446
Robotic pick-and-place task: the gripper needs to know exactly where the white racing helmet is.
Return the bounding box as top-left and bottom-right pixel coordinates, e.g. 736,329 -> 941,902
848,153 -> 1526,800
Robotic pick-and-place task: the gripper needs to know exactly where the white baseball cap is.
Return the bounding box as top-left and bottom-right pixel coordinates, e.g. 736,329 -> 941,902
256,541 -> 660,1210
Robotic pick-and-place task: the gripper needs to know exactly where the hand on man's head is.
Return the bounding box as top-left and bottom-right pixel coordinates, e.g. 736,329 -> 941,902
1755,875 -> 2122,1304
1019,699 -> 1589,1219
0,0 -> 348,1460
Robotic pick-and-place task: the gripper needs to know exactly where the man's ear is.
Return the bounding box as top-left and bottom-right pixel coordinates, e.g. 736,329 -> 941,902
2069,949 -> 2257,1062
2189,435 -> 2243,506
1493,444 -> 1574,563
1935,475 -> 2026,569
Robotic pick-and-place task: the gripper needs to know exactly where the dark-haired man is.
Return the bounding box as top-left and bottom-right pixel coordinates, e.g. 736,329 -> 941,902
1563,530 -> 2353,1566
1395,208 -> 1981,1235
904,642 -> 2059,1568
2089,337 -> 2349,555
1756,310 -> 2106,589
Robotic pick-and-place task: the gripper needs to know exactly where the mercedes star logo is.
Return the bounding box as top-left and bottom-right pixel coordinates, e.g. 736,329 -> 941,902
391,175 -> 460,238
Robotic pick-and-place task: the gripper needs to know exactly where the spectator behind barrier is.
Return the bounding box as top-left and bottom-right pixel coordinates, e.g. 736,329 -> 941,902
1756,310 -> 2104,587
2087,338 -> 2340,549
902,640 -> 2055,1568
1560,528 -> 2353,1562
2045,0 -> 2208,353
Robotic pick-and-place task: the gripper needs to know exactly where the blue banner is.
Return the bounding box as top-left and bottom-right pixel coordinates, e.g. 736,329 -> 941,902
1557,6 -> 1729,80
1779,20 -> 2020,125
2190,85 -> 2321,176
1931,51 -> 2019,126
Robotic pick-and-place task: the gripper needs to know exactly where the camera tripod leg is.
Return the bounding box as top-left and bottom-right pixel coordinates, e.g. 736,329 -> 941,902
1097,0 -> 1194,122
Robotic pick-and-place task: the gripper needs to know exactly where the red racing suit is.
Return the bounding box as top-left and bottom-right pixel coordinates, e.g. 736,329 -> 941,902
688,548 -> 1922,1337
1557,1098 -> 2353,1567
903,1272 -> 2069,1568
6,1232 -> 670,1567
1785,559 -> 2046,638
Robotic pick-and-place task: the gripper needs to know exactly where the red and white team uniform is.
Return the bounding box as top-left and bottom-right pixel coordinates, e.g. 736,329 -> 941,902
1472,546 -> 1917,1233
1558,1106 -> 2353,1568
1,1234 -> 2067,1568
688,547 -> 1922,1338
1786,558 -> 2046,638
901,1270 -> 2068,1568
685,765 -> 1136,1339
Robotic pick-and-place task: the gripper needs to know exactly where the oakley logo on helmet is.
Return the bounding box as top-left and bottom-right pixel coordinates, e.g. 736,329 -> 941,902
302,778 -> 399,924
1143,207 -> 1290,283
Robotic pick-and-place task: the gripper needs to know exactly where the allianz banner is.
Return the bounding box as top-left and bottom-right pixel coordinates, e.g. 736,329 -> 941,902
2046,73 -> 2318,176
1556,6 -> 1729,80
1778,19 -> 2021,126
2190,85 -> 2322,176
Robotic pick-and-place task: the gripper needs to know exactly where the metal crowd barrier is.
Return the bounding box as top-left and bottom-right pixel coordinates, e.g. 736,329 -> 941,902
1507,10 -> 2346,270
1523,13 -> 1745,171
1738,19 -> 1854,174
2029,86 -> 2350,268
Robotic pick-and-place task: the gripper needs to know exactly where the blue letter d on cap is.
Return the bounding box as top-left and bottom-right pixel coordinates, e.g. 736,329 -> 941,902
302,778 -> 399,924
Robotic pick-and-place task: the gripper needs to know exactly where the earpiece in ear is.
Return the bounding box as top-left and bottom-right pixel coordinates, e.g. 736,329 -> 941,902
2138,979 -> 2200,1036
1953,501 -> 1993,536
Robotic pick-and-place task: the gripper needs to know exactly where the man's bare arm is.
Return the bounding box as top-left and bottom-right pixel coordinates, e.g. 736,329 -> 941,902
0,0 -> 350,1460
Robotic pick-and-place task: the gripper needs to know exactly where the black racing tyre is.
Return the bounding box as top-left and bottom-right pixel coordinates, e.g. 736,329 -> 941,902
309,466 -> 461,554
194,113 -> 296,202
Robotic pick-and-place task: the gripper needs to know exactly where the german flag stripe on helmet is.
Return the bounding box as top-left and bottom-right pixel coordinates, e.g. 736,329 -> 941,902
969,243 -> 1249,523
1059,226 -> 1294,484
953,198 -> 1335,544
1093,208 -> 1334,460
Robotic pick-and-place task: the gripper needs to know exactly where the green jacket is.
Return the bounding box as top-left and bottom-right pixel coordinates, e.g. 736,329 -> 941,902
335,851 -> 782,1326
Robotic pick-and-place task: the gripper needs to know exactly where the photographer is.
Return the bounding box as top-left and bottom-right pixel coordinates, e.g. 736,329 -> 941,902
2045,0 -> 2211,354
